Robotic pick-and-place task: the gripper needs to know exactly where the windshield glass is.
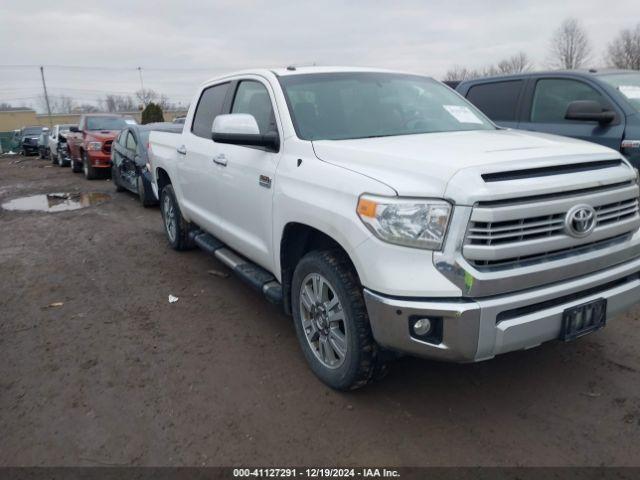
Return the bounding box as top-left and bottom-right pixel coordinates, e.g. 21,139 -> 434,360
600,73 -> 640,111
23,127 -> 43,136
59,124 -> 75,132
278,72 -> 494,141
86,116 -> 128,131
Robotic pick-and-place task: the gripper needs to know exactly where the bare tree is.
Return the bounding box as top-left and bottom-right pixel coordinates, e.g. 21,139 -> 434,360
57,95 -> 75,114
0,102 -> 13,110
606,23 -> 640,70
444,52 -> 533,82
73,103 -> 100,113
135,88 -> 158,108
497,52 -> 533,74
548,18 -> 592,69
101,94 -> 136,112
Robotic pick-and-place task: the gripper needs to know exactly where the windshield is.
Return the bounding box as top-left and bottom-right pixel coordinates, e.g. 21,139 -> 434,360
600,73 -> 640,111
86,117 -> 129,131
23,127 -> 43,136
278,72 -> 494,141
59,124 -> 75,133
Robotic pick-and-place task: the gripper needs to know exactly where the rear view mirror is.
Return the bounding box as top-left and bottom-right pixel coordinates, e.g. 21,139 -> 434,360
212,114 -> 279,152
565,101 -> 615,124
69,126 -> 80,133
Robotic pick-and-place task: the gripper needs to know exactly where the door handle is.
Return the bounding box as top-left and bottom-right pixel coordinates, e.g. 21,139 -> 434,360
177,145 -> 187,155
213,154 -> 227,166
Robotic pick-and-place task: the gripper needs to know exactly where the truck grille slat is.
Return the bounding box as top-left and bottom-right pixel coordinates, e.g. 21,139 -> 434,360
464,184 -> 640,270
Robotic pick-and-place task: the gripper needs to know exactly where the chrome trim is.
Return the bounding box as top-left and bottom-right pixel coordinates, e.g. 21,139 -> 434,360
435,207 -> 640,297
365,254 -> 640,362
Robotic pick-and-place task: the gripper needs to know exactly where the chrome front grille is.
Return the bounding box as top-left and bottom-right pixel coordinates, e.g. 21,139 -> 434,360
464,183 -> 640,270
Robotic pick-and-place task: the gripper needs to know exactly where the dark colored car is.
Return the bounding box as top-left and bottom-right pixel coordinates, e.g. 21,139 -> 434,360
111,123 -> 182,206
20,126 -> 45,156
456,69 -> 640,168
37,131 -> 50,159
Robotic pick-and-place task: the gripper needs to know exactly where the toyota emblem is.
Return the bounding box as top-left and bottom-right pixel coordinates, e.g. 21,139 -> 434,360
565,204 -> 596,238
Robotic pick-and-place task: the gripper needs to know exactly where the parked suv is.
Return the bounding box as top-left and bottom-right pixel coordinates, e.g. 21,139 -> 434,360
19,126 -> 45,156
149,67 -> 640,390
67,114 -> 135,179
456,70 -> 640,168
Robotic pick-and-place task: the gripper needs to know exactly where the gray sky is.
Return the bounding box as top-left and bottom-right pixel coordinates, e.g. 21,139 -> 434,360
1,0 -> 638,112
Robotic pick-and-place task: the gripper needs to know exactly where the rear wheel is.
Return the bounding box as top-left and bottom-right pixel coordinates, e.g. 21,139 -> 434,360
82,151 -> 98,180
112,166 -> 125,192
138,175 -> 154,207
160,184 -> 193,250
292,250 -> 387,390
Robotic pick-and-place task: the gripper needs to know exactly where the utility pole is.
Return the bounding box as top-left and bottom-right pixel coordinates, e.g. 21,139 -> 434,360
137,66 -> 146,106
40,66 -> 53,128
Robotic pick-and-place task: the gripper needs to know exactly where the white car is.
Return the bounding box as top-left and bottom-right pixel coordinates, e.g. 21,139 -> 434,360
48,124 -> 76,166
149,67 -> 640,390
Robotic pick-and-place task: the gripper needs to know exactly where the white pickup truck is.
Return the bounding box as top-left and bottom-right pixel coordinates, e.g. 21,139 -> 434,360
149,67 -> 640,390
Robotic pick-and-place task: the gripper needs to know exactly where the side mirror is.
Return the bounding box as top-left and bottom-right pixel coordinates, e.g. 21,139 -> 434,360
565,100 -> 615,124
69,126 -> 80,133
212,114 -> 279,152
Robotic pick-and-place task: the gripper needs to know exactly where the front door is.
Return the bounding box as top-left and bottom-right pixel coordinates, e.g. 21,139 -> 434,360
519,77 -> 625,151
213,79 -> 281,270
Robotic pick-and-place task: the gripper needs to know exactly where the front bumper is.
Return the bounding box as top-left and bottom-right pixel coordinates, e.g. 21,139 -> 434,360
364,254 -> 640,362
87,151 -> 112,168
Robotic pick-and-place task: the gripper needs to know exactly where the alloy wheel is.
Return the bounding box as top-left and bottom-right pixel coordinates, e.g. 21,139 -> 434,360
299,273 -> 348,369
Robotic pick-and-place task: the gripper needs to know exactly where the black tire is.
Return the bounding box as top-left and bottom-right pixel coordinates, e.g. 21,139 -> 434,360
138,176 -> 155,207
70,156 -> 82,173
160,184 -> 193,250
57,150 -> 66,167
112,166 -> 125,192
292,250 -> 387,390
51,149 -> 59,165
82,151 -> 98,180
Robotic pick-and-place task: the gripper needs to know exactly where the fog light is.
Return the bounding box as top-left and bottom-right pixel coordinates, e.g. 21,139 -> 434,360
413,318 -> 432,336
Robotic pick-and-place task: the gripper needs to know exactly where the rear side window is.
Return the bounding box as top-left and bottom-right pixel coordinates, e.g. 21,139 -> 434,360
231,81 -> 277,134
466,80 -> 523,121
531,79 -> 606,123
192,82 -> 230,139
126,131 -> 137,151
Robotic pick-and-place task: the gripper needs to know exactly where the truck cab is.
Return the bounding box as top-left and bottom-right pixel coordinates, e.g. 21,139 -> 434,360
456,70 -> 640,169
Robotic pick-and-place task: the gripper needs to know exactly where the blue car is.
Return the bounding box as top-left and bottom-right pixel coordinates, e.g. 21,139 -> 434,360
111,123 -> 182,207
456,69 -> 640,168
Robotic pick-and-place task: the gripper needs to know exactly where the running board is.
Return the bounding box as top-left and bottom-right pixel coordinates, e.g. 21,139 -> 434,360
190,231 -> 283,305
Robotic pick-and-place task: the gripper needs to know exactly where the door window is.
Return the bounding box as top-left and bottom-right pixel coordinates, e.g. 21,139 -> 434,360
126,131 -> 137,152
466,80 -> 523,122
231,81 -> 277,134
192,82 -> 230,138
531,79 -> 607,123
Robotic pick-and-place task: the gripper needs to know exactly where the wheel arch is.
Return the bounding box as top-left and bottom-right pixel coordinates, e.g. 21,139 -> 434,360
279,222 -> 361,316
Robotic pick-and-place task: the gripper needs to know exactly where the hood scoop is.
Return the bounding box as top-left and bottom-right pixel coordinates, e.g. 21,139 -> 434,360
481,159 -> 623,182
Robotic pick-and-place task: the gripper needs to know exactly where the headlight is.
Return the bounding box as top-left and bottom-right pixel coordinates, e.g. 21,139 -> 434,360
357,194 -> 451,250
87,142 -> 102,151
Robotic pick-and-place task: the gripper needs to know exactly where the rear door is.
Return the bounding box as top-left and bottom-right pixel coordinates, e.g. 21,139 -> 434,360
177,81 -> 231,232
212,78 -> 282,269
518,77 -> 625,150
463,79 -> 525,129
121,130 -> 140,190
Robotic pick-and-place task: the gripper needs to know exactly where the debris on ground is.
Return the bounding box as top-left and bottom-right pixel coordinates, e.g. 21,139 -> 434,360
168,295 -> 179,303
207,269 -> 229,278
44,302 -> 64,309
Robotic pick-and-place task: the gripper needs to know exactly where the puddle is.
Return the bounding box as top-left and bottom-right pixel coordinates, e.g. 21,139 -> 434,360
1,192 -> 111,212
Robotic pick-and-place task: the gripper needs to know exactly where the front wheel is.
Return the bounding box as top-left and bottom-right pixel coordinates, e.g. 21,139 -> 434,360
112,166 -> 125,192
292,250 -> 387,390
82,151 -> 98,180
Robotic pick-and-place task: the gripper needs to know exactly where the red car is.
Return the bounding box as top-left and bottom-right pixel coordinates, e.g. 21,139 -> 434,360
67,114 -> 135,179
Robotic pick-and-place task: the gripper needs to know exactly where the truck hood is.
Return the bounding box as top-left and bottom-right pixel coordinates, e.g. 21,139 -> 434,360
86,130 -> 119,142
312,129 -> 623,198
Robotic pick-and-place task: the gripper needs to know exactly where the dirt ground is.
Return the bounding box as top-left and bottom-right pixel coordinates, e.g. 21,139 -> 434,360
1,154 -> 639,468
